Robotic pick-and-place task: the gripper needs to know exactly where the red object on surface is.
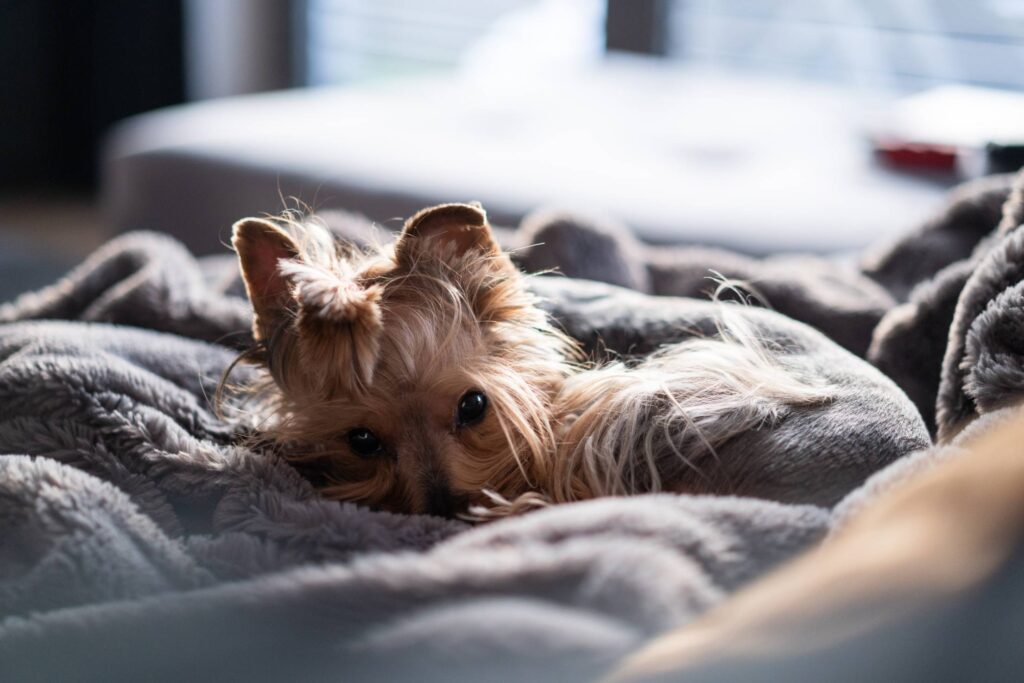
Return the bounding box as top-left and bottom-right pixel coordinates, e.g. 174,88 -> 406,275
873,138 -> 959,172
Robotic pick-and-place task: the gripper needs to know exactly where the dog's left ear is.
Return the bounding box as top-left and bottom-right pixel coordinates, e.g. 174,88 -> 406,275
394,202 -> 499,265
232,217 -> 301,342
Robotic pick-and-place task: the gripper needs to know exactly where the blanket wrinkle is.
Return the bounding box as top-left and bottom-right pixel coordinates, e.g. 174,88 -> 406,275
868,259 -> 974,433
860,173 -> 1017,301
865,169 -> 1024,436
0,231 -> 253,348
962,283 -> 1024,414
513,210 -> 895,358
937,172 -> 1024,438
0,495 -> 828,683
0,455 -> 212,618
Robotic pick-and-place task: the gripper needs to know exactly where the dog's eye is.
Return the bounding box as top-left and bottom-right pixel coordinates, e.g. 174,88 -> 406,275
347,428 -> 383,457
456,391 -> 487,427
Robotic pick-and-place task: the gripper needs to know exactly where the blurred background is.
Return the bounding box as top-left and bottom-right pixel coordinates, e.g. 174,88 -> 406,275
3,0 -> 1024,301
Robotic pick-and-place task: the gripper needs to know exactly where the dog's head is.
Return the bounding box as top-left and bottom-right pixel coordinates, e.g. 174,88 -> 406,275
232,203 -> 576,517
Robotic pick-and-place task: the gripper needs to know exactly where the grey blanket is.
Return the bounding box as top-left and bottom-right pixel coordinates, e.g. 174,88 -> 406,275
2,174 -> 1023,682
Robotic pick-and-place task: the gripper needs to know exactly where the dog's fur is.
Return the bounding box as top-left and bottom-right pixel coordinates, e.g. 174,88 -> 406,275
229,203 -> 831,518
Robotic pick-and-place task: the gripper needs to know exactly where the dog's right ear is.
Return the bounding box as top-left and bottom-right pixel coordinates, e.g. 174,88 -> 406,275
232,218 -> 300,341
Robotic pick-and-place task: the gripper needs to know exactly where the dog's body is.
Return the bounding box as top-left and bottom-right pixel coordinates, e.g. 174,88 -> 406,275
230,203 -> 874,518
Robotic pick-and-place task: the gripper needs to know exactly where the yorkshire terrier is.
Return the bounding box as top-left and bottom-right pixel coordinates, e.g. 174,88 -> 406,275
230,203 -> 828,518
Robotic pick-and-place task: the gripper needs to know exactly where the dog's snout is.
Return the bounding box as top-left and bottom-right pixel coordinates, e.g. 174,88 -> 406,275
424,478 -> 466,518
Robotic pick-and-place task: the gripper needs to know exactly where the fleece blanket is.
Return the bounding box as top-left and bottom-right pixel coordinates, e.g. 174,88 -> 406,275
1,171 -> 1023,682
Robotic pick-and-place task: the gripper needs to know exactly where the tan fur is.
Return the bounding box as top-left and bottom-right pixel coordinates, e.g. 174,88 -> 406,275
227,204 -> 830,518
550,307 -> 830,503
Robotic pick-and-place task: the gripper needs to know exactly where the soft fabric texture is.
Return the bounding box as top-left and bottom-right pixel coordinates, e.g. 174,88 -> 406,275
516,211 -> 896,359
860,170 -> 1024,437
0,315 -> 831,682
860,173 -> 1017,301
2,171 -> 1024,682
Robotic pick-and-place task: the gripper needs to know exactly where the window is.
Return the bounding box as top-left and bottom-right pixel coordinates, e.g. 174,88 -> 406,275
667,0 -> 1024,92
304,0 -> 537,84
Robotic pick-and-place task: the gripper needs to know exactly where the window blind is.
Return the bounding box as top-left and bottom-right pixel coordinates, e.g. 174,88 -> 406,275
667,0 -> 1024,91
305,0 -> 533,84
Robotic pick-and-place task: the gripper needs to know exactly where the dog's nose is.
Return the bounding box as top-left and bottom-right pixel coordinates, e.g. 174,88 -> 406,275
425,482 -> 466,518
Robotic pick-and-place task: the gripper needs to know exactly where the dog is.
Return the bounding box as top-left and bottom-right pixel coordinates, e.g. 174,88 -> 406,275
229,203 -> 829,518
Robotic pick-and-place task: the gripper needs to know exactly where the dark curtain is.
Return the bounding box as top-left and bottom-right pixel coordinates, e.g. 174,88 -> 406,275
0,0 -> 186,190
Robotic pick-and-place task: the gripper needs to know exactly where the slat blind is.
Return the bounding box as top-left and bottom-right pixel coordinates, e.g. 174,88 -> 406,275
667,0 -> 1024,91
305,0 -> 532,84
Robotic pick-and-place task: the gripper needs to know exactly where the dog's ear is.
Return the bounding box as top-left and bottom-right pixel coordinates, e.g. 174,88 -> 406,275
232,218 -> 300,341
395,203 -> 531,326
394,202 -> 499,265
